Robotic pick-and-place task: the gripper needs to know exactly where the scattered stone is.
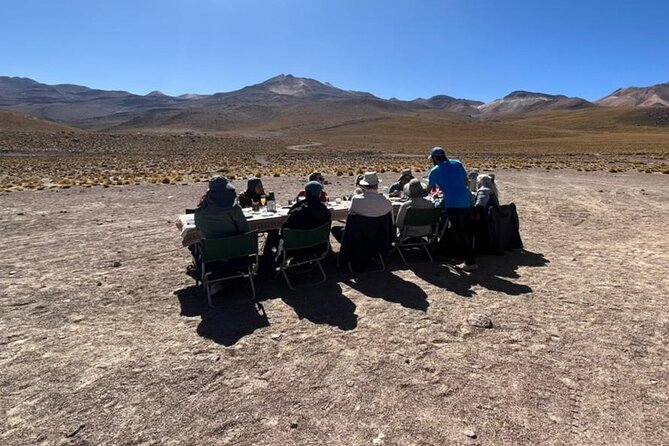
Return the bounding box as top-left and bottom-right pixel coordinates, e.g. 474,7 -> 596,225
372,432 -> 385,445
17,212 -> 25,216
270,333 -> 283,341
96,282 -> 102,286
9,271 -> 16,276
468,313 -> 493,329
65,423 -> 85,438
289,421 -> 298,429
346,380 -> 354,387
463,428 -> 477,439
598,189 -> 604,193
112,261 -> 122,268
59,210 -> 67,214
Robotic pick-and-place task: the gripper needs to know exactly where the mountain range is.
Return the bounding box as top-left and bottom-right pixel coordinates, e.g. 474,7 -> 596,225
0,74 -> 667,132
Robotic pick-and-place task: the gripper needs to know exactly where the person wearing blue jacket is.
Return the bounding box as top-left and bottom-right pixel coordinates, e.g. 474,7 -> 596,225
427,147 -> 478,271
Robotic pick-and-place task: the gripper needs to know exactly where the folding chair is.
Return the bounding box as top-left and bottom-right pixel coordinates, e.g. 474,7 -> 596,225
276,222 -> 331,290
394,207 -> 442,264
200,232 -> 259,308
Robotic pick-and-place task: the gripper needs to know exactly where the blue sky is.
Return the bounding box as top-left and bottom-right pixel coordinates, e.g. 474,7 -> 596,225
2,0 -> 668,102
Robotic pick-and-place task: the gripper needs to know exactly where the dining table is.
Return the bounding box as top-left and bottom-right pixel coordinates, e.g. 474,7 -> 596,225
176,199 -> 403,247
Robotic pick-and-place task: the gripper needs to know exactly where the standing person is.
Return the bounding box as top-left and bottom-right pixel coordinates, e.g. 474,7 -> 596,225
296,171 -> 328,202
389,169 -> 414,197
238,177 -> 265,208
427,147 -> 478,271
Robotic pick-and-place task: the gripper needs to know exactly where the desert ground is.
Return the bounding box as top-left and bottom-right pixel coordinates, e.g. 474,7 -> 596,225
1,168 -> 668,445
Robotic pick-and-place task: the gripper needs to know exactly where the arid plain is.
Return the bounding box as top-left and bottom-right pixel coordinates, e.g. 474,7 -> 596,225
1,101 -> 669,445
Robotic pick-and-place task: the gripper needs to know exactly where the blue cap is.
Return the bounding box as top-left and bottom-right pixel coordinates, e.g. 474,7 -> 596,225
427,146 -> 446,159
304,180 -> 323,198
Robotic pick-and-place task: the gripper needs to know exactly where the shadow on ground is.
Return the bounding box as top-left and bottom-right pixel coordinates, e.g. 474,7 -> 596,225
411,249 -> 549,298
343,269 -> 429,311
279,280 -> 358,330
175,285 -> 270,347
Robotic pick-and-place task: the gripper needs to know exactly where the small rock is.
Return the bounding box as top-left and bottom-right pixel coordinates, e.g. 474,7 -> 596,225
372,432 -> 385,445
96,282 -> 102,286
17,212 -> 25,216
463,428 -> 477,439
289,421 -> 298,429
468,313 -> 493,329
9,271 -> 16,276
598,189 -> 604,193
346,380 -> 354,387
270,333 -> 283,341
112,261 -> 122,268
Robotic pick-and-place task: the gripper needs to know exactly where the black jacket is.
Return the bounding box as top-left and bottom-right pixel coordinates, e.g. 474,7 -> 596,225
283,198 -> 331,231
339,212 -> 394,272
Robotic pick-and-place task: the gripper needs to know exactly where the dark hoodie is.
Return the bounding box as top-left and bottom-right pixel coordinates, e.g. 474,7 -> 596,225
194,176 -> 249,238
238,178 -> 263,208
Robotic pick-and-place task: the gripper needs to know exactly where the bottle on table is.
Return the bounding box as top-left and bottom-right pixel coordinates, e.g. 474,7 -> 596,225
267,192 -> 276,212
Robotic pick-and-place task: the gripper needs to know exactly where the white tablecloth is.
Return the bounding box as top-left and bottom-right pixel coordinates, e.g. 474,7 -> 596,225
176,203 -> 354,247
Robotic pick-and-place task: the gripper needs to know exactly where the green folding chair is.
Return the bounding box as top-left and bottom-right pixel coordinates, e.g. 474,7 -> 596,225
276,222 -> 331,290
200,231 -> 259,307
395,207 -> 442,264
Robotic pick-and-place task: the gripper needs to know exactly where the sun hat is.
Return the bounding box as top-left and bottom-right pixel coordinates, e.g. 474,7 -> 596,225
308,171 -> 324,183
398,169 -> 413,181
358,171 -> 381,187
304,180 -> 323,198
404,179 -> 429,198
427,146 -> 446,159
205,175 -> 236,208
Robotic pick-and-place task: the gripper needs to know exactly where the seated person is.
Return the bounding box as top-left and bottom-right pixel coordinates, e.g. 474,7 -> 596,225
296,171 -> 328,202
263,181 -> 332,267
389,169 -> 413,197
395,179 -> 435,238
286,181 -> 332,230
190,176 -> 250,278
474,174 -> 500,209
238,177 -> 265,208
332,171 -> 392,243
353,173 -> 364,196
194,175 -> 249,238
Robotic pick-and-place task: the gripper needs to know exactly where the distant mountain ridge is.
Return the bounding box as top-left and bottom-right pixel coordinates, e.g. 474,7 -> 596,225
0,75 -> 666,131
478,91 -> 593,114
596,82 -> 669,108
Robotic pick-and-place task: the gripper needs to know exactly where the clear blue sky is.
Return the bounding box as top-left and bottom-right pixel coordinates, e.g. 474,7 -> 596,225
2,0 -> 668,102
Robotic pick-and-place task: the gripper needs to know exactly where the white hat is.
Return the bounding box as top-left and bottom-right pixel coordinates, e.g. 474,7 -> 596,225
358,171 -> 381,186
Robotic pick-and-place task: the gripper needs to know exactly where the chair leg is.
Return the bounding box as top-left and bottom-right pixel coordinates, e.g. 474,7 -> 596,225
424,244 -> 434,262
281,268 -> 296,291
248,267 -> 257,300
378,254 -> 385,271
397,246 -> 409,265
316,260 -> 327,284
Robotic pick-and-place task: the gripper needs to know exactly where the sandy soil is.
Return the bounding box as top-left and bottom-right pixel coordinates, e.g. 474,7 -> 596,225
1,170 -> 668,445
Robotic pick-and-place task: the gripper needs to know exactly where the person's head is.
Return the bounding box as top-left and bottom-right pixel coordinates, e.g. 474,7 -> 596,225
246,177 -> 264,196
358,171 -> 380,191
304,180 -> 323,201
477,174 -> 499,198
205,175 -> 237,208
398,169 -> 413,185
404,179 -> 429,199
308,171 -> 325,185
427,146 -> 447,165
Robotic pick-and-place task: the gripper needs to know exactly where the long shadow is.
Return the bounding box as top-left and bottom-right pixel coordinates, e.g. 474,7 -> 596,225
411,249 -> 549,298
174,285 -> 270,347
280,280 -> 358,330
343,270 -> 430,311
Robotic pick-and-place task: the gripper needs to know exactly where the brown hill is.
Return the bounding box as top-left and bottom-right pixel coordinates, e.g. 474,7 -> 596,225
596,82 -> 669,107
479,91 -> 593,115
0,110 -> 80,132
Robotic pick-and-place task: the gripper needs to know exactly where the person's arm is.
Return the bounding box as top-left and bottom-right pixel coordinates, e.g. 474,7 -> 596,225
233,207 -> 250,233
427,169 -> 436,190
475,189 -> 490,207
396,202 -> 408,228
